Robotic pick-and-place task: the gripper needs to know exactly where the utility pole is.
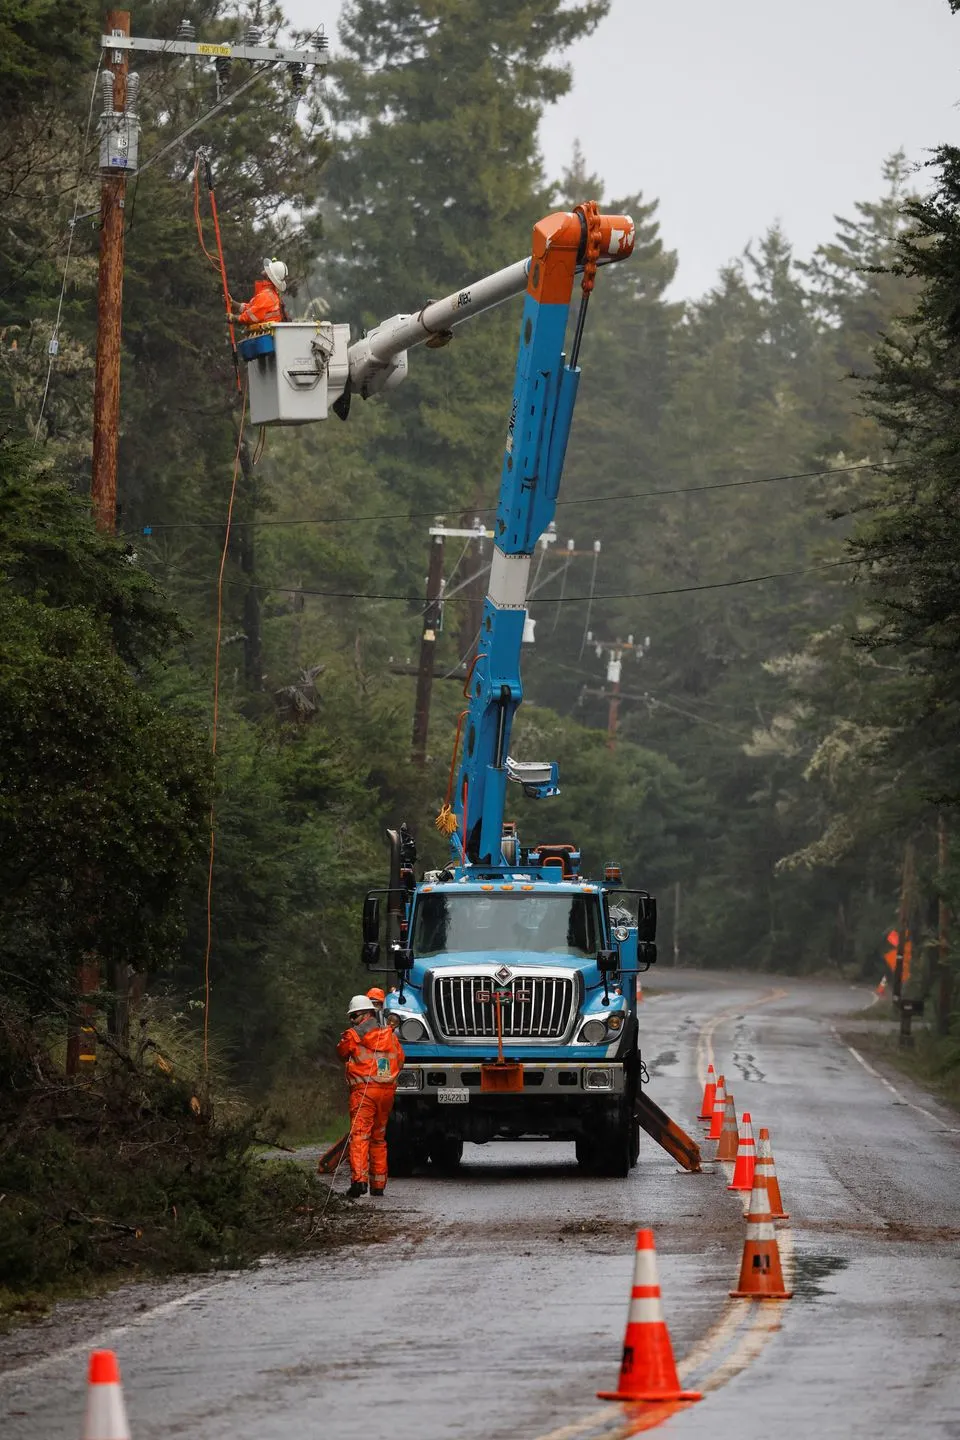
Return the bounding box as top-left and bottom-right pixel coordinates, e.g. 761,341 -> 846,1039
412,530 -> 445,767
583,634 -> 651,749
91,9 -> 132,535
88,18 -> 328,535
893,841 -> 913,1002
673,879 -> 680,967
66,17 -> 330,1076
938,813 -> 951,1036
411,519 -> 489,764
606,647 -> 622,750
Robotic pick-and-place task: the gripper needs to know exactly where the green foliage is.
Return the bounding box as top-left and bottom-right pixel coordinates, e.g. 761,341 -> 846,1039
0,1003 -> 335,1318
0,440 -> 210,1013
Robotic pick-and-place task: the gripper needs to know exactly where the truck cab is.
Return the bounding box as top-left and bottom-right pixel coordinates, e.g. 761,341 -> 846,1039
363,837 -> 657,1176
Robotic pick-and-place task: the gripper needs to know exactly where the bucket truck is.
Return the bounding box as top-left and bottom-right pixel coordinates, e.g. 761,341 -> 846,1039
239,205 -> 701,1177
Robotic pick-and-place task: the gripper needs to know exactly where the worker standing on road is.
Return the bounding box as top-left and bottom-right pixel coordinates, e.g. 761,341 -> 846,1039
233,257 -> 290,327
337,996 -> 405,1199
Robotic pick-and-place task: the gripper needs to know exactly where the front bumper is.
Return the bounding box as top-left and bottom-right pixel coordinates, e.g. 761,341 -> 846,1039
395,1061 -> 627,1096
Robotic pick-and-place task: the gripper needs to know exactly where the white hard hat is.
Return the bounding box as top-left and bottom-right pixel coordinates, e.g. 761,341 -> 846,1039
347,995 -> 376,1017
263,257 -> 288,292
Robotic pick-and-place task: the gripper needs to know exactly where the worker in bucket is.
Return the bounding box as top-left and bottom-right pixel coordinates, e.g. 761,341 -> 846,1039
336,995 -> 405,1199
233,257 -> 289,326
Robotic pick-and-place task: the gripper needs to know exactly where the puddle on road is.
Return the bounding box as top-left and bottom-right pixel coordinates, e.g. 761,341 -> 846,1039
645,1050 -> 677,1077
789,1252 -> 848,1299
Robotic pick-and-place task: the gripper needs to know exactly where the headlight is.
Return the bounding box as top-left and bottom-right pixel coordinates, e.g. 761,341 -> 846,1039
583,1067 -> 613,1091
396,1068 -> 421,1090
399,1017 -> 427,1043
579,1019 -> 606,1044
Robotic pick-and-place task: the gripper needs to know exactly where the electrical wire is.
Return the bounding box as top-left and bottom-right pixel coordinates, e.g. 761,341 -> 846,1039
578,544 -> 601,658
149,554 -> 857,608
132,461 -> 900,535
33,55 -> 103,445
202,385 -> 247,1090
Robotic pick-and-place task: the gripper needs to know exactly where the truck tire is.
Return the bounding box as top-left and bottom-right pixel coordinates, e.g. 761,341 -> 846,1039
429,1136 -> 464,1175
387,1111 -> 427,1177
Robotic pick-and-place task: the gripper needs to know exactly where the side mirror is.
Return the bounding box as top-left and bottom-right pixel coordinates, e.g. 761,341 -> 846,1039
362,894 -> 381,968
636,896 -> 657,944
596,948 -> 619,975
392,946 -> 413,976
638,940 -> 657,971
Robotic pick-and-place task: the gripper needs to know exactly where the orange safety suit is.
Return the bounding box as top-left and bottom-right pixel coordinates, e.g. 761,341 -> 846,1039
236,279 -> 288,327
336,1016 -> 405,1189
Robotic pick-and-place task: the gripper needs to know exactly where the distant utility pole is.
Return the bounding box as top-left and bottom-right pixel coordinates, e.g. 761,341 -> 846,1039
411,519 -> 489,766
937,813 -> 951,1036
412,529 -> 445,768
89,13 -> 328,533
584,634 -> 651,749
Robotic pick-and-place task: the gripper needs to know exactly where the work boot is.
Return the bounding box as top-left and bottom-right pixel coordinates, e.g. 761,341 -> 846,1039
369,1187 -> 385,1197
346,1180 -> 368,1199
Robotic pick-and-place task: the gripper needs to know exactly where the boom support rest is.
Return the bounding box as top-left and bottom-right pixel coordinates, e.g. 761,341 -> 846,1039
636,1091 -> 703,1173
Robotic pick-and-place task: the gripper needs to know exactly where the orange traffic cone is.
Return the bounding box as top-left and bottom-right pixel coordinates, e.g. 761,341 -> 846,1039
715,1092 -> 739,1162
597,1229 -> 702,1403
706,1073 -> 726,1138
697,1063 -> 717,1121
756,1127 -> 789,1220
82,1350 -> 131,1440
875,974 -> 887,996
727,1110 -> 756,1191
730,1176 -> 793,1300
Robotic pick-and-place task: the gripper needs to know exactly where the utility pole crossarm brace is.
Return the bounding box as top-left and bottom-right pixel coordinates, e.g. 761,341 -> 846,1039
101,34 -> 329,66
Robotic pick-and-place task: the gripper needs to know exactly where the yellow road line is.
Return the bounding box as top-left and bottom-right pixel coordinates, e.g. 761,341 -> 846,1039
532,986 -> 796,1440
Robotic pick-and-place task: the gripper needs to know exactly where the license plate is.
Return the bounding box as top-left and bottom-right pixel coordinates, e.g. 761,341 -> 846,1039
437,1088 -> 470,1104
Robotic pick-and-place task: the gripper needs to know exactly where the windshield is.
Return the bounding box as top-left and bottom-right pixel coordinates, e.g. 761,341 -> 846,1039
412,892 -> 601,958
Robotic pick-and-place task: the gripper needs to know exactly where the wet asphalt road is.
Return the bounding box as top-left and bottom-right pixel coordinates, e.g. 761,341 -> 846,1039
3,970 -> 960,1440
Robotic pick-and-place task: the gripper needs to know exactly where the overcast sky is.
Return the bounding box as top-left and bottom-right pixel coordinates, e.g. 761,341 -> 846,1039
287,0 -> 960,297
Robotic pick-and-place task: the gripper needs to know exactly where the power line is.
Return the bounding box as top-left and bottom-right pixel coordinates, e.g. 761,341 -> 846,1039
149,555 -> 856,607
130,461 -> 898,535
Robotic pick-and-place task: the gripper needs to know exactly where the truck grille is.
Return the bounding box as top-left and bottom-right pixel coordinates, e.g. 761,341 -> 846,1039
431,973 -> 576,1042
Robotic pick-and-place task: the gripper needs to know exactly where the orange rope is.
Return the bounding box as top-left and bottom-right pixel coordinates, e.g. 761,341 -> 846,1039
202,382 -> 247,1087
193,151 -> 241,392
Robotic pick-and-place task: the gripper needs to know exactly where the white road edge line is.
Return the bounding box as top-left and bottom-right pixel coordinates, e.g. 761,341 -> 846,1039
831,1028 -> 960,1130
0,1283 -> 223,1386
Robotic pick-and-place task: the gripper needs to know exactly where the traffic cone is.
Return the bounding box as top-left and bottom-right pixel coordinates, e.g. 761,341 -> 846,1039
697,1063 -> 716,1121
706,1073 -> 726,1138
875,974 -> 887,996
730,1177 -> 793,1300
756,1127 -> 789,1220
715,1092 -> 739,1162
727,1110 -> 755,1191
82,1350 -> 131,1440
597,1230 -> 702,1403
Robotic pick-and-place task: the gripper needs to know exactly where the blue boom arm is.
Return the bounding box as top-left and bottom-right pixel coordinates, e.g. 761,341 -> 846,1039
447,205 -> 635,867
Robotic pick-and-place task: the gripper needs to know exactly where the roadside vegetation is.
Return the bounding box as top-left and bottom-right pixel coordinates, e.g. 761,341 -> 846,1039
3,0 -> 960,1313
